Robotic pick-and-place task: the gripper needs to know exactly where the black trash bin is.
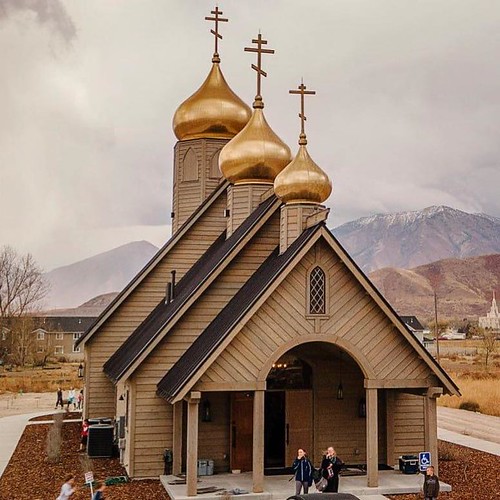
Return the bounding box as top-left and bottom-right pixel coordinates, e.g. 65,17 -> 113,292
287,495 -> 360,500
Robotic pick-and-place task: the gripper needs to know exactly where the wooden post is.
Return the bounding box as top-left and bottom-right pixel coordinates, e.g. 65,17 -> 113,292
366,387 -> 378,487
385,390 -> 395,468
425,388 -> 442,476
186,392 -> 201,496
173,401 -> 183,475
252,390 -> 265,493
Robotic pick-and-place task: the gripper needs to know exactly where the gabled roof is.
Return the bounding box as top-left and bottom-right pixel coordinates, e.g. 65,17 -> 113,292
103,194 -> 280,383
157,225 -> 460,402
1,316 -> 95,332
157,224 -> 321,401
400,316 -> 425,332
75,180 -> 229,347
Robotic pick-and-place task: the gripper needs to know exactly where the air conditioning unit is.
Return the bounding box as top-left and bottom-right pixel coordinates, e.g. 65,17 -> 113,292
88,424 -> 114,458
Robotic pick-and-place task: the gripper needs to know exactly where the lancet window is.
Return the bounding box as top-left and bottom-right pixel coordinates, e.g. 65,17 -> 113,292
309,266 -> 326,315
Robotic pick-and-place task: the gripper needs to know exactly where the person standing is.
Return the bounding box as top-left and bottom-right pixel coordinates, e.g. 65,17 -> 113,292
91,482 -> 106,500
423,466 -> 440,499
67,387 -> 76,411
56,474 -> 76,500
292,448 -> 313,495
79,419 -> 89,452
320,446 -> 343,493
77,390 -> 83,411
55,387 -> 64,409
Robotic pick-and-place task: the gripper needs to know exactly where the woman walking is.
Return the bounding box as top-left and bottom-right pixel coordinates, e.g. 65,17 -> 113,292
320,447 -> 343,493
292,448 -> 313,495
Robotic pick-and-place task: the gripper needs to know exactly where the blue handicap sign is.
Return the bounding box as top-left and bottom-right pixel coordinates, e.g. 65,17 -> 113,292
419,451 -> 431,471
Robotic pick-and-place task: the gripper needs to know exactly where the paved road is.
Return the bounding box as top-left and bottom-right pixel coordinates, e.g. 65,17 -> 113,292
437,406 -> 500,456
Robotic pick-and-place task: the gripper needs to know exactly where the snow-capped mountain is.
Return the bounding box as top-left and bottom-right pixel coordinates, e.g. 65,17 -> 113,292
332,206 -> 500,272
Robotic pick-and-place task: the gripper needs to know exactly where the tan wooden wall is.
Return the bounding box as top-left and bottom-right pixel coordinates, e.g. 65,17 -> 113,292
201,240 -> 434,386
130,215 -> 281,476
173,139 -> 226,232
85,193 -> 227,418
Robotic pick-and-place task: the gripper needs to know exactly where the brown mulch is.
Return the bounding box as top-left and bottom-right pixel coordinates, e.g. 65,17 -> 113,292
388,440 -> 500,500
0,421 -> 168,500
29,412 -> 82,422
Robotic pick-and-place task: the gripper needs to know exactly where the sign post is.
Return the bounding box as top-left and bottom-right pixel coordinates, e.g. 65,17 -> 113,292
85,471 -> 94,499
419,451 -> 431,472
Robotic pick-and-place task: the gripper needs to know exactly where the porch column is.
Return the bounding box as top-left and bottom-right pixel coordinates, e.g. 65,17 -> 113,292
424,387 -> 442,476
186,391 -> 201,496
366,387 -> 378,487
252,390 -> 265,493
385,390 -> 395,468
172,401 -> 183,475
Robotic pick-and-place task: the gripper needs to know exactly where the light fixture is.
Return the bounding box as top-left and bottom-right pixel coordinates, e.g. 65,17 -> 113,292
77,363 -> 84,378
201,400 -> 212,422
119,394 -> 125,401
337,352 -> 344,400
358,397 -> 366,418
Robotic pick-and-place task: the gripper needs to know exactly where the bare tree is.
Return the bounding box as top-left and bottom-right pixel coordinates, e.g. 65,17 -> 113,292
482,329 -> 497,370
0,246 -> 49,365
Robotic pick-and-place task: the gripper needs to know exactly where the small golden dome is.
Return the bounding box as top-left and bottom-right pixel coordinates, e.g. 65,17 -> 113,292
274,145 -> 332,204
219,105 -> 292,184
173,62 -> 251,141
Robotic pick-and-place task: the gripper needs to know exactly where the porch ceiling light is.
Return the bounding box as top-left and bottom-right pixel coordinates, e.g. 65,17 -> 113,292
337,352 -> 344,400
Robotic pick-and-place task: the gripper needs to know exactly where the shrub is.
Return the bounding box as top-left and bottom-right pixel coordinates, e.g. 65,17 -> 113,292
459,400 -> 480,412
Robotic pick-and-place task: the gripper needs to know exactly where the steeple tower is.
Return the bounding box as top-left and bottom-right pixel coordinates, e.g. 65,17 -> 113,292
274,80 -> 332,253
219,33 -> 292,236
170,7 -> 251,233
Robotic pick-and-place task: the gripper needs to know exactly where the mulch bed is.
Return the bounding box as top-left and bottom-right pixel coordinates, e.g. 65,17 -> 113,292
0,420 -> 168,500
29,412 -> 82,422
388,440 -> 500,500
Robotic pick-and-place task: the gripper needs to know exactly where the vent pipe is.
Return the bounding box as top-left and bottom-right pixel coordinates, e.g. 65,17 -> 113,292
165,282 -> 172,304
171,270 -> 177,300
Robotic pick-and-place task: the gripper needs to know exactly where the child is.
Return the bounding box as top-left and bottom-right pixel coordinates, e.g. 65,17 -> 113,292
92,482 -> 106,500
423,465 -> 440,500
56,474 -> 76,500
79,419 -> 89,451
292,448 -> 313,495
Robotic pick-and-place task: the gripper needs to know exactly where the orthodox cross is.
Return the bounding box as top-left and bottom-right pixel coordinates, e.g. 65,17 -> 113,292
205,6 -> 228,62
244,33 -> 274,107
289,80 -> 316,145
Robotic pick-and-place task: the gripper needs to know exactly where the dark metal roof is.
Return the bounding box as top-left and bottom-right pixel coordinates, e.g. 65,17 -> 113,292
103,194 -> 279,382
400,316 -> 425,332
75,180 -> 230,348
156,223 -> 322,402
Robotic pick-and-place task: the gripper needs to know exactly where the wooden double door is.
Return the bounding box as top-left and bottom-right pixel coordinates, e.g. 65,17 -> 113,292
230,390 -> 313,472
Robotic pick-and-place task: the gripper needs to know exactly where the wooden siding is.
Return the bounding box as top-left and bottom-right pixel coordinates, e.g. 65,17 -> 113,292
130,214 -> 281,477
392,392 -> 425,464
201,240 -> 434,387
173,139 -> 227,232
85,193 -> 227,418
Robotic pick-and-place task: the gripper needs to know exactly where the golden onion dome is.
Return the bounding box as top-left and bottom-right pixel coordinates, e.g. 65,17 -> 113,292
274,144 -> 332,204
173,62 -> 251,141
219,101 -> 292,184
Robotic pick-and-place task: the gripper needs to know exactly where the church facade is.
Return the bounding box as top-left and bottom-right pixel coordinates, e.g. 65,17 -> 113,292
77,9 -> 459,495
479,292 -> 500,331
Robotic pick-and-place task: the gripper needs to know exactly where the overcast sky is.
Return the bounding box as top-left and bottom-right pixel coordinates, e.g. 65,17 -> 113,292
1,0 -> 500,270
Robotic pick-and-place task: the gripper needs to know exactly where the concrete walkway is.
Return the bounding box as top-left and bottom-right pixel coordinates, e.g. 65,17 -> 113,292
437,406 -> 500,456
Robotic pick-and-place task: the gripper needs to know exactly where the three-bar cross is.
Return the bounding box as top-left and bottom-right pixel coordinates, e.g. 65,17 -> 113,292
244,33 -> 275,105
289,81 -> 316,144
205,6 -> 228,61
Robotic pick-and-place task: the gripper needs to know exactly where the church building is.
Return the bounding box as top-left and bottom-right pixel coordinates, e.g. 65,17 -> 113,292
77,8 -> 459,496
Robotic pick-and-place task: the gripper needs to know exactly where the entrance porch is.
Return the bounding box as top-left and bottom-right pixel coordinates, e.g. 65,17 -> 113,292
160,470 -> 452,500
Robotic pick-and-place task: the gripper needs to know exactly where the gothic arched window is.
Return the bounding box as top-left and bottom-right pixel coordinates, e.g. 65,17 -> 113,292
209,150 -> 221,179
182,148 -> 199,181
309,266 -> 326,315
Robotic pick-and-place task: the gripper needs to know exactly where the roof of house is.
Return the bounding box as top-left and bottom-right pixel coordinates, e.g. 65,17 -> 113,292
400,316 -> 425,332
1,316 -> 95,332
156,223 -> 321,401
157,225 -> 460,402
103,194 -> 280,383
75,180 -> 230,348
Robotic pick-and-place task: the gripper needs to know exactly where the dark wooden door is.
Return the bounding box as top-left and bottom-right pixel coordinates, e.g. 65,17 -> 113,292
285,390 -> 313,465
230,392 -> 253,471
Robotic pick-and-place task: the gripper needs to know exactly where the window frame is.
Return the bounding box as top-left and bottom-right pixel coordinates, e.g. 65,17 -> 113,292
306,265 -> 329,318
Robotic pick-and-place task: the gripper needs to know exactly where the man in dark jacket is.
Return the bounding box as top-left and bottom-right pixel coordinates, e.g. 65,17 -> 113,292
423,466 -> 440,499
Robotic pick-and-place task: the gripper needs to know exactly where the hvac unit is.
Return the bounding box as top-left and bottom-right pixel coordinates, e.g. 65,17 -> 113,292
88,424 -> 114,458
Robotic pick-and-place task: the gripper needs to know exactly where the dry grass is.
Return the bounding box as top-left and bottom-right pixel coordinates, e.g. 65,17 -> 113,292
438,372 -> 500,416
0,364 -> 82,394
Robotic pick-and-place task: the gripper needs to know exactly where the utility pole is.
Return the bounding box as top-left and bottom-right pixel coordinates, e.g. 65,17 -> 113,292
434,291 -> 441,363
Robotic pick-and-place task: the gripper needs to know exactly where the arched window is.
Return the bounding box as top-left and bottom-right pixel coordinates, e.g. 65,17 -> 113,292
309,266 -> 326,314
182,148 -> 199,181
209,150 -> 221,179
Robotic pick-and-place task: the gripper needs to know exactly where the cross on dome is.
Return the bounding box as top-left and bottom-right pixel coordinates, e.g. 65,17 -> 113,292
289,80 -> 316,145
205,6 -> 228,63
244,33 -> 275,108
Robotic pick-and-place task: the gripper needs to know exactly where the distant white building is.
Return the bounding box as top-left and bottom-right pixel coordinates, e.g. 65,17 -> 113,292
479,292 -> 500,331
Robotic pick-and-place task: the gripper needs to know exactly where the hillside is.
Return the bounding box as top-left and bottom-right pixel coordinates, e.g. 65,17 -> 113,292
43,241 -> 158,309
369,253 -> 500,321
333,205 -> 500,272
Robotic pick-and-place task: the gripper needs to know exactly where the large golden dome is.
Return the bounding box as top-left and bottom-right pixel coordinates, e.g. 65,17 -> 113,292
274,144 -> 332,204
219,101 -> 292,184
173,62 -> 251,141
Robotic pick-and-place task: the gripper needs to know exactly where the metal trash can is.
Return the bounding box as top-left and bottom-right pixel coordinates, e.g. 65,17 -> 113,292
287,494 -> 360,500
399,455 -> 419,474
197,459 -> 214,476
